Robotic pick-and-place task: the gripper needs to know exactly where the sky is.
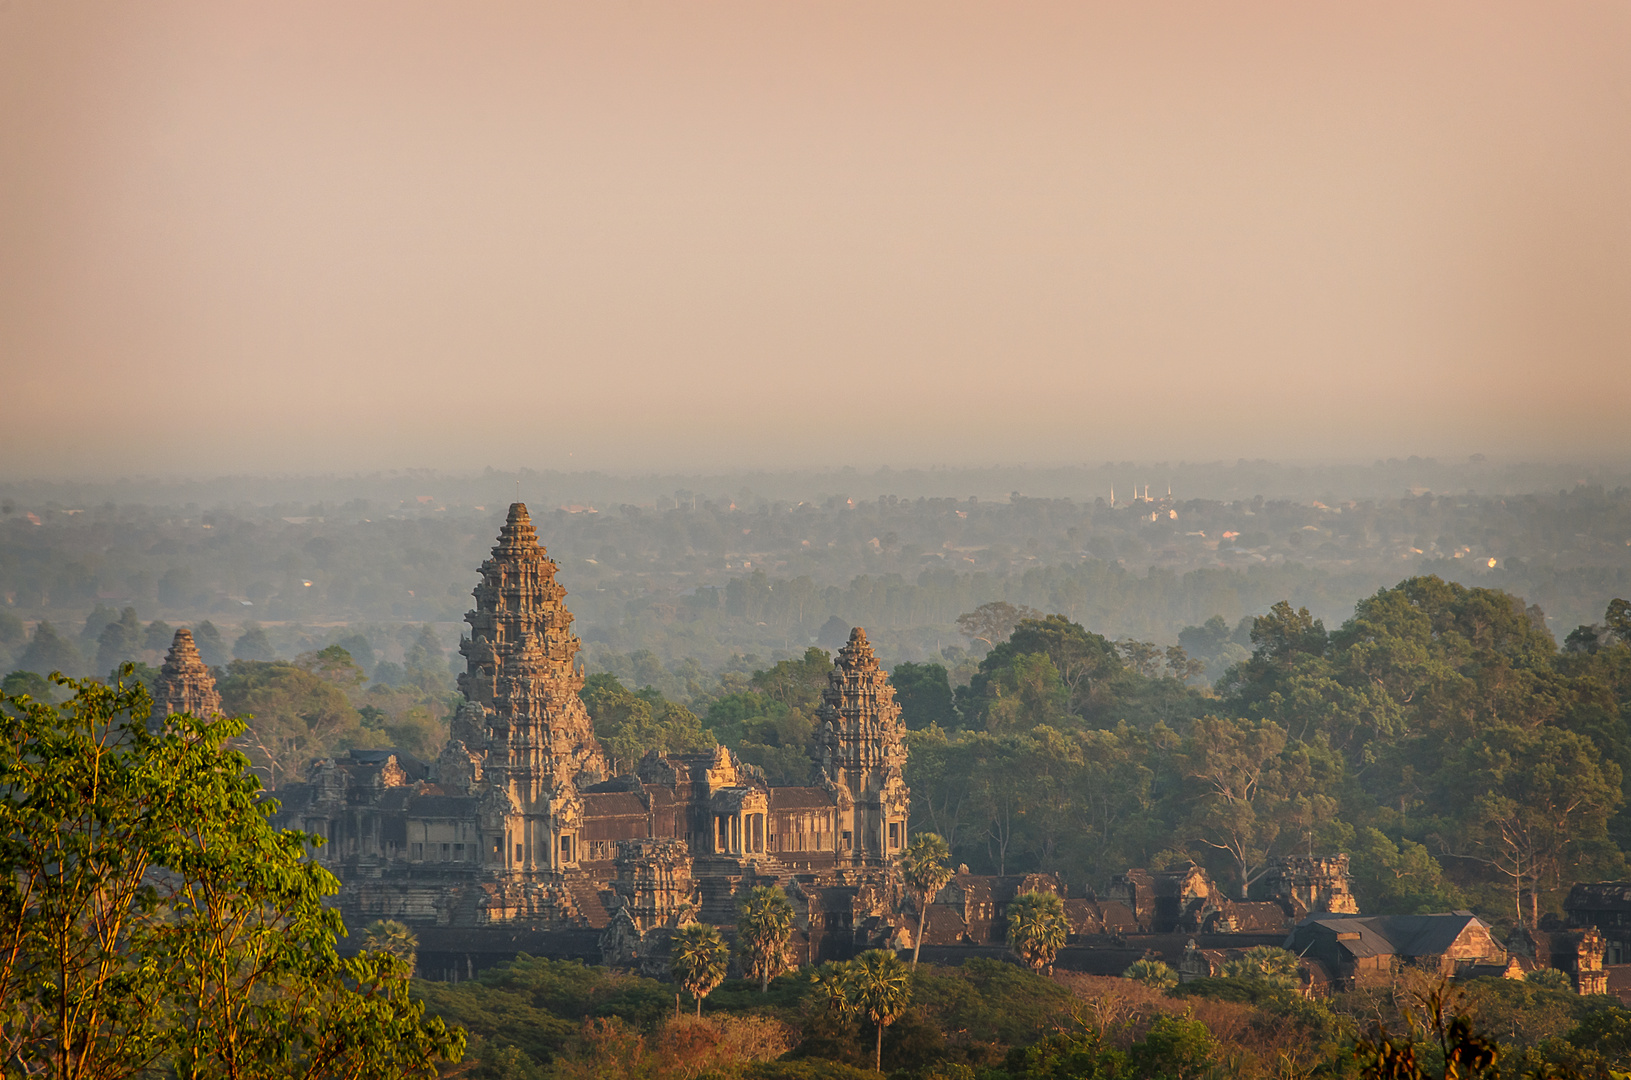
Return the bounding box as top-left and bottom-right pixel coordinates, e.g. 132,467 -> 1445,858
2,1 -> 1629,478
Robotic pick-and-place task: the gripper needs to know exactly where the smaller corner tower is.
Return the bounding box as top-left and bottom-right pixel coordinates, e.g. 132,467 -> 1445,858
151,628 -> 223,720
817,628 -> 910,866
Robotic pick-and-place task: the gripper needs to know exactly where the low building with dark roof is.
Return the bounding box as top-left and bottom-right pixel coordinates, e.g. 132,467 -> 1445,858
1283,912 -> 1505,989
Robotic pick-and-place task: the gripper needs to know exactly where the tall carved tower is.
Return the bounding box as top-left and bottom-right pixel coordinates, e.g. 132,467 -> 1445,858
455,503 -> 607,879
151,628 -> 223,719
817,628 -> 910,866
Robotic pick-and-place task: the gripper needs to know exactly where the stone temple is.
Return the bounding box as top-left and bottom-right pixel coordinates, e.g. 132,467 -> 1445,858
153,505 -> 1530,991
268,503 -> 915,975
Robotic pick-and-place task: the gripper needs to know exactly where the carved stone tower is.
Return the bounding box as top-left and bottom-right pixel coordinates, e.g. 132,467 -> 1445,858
1264,855 -> 1359,916
817,628 -> 910,866
151,628 -> 223,720
455,503 -> 608,879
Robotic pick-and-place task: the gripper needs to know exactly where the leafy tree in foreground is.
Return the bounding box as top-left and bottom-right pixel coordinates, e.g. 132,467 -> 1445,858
1007,890 -> 1069,974
0,671 -> 463,1080
1355,982 -> 1498,1080
846,949 -> 911,1073
735,885 -> 795,991
901,833 -> 954,968
671,923 -> 729,1017
1129,1013 -> 1219,1080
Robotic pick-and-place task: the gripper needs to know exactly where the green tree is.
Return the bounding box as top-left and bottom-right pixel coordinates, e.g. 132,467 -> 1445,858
95,607 -> 143,673
1341,826 -> 1462,915
1129,1013 -> 1218,1080
956,601 -> 1041,651
1219,946 -> 1299,987
900,833 -> 954,968
1449,724 -> 1622,927
670,923 -> 729,1017
218,659 -> 367,786
1123,958 -> 1178,991
735,885 -> 795,991
807,960 -> 856,1021
1006,891 -> 1068,973
581,673 -> 716,772
889,662 -> 957,730
0,672 -> 464,1079
232,624 -> 276,662
362,919 -> 419,977
1178,716 -> 1335,898
1006,615 -> 1123,718
847,949 -> 911,1073
192,621 -> 228,667
17,619 -> 85,678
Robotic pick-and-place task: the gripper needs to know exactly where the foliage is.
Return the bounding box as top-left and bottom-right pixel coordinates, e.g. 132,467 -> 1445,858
411,955 -> 670,1069
672,924 -> 731,1017
892,662 -> 958,730
1354,983 -> 1497,1080
218,657 -> 369,785
0,672 -> 463,1079
363,920 -> 420,977
1217,946 -> 1299,988
736,885 -> 796,992
1128,1012 -> 1219,1080
846,949 -> 913,1072
902,833 -> 955,968
16,619 -> 85,677
1006,891 -> 1069,973
581,672 -> 717,772
1123,959 -> 1178,992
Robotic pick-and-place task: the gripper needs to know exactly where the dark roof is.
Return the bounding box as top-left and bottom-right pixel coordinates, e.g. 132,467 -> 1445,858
770,787 -> 836,810
1375,913 -> 1484,956
407,794 -> 479,817
1219,901 -> 1294,933
1289,913 -> 1487,959
1567,883 -> 1631,912
582,775 -> 645,794
583,791 -> 648,818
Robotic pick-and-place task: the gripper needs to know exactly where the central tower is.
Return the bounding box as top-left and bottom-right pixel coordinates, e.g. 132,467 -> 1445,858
456,503 -> 607,877
818,627 -> 910,866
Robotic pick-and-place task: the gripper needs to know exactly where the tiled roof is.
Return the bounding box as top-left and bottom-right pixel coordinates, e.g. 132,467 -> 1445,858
583,791 -> 648,818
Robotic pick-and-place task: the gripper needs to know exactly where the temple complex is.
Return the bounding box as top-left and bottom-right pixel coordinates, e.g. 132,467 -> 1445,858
261,504 -> 917,975
138,504 -> 1615,993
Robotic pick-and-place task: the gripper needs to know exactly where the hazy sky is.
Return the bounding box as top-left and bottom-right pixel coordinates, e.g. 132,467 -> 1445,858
3,1 -> 1629,477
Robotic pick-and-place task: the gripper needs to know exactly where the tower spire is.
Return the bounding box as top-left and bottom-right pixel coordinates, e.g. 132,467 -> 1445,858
458,502 -> 607,876
818,627 -> 910,865
151,628 -> 223,720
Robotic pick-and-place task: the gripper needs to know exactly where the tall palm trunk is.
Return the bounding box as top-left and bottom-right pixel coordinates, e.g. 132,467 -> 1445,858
913,895 -> 928,968
876,1025 -> 883,1073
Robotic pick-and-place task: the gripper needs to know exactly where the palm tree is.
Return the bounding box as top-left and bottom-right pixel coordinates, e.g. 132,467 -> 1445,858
900,833 -> 953,969
735,884 -> 795,991
848,948 -> 912,1072
808,960 -> 856,1020
1220,945 -> 1299,987
1006,890 -> 1068,974
671,923 -> 729,1017
361,919 -> 418,977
